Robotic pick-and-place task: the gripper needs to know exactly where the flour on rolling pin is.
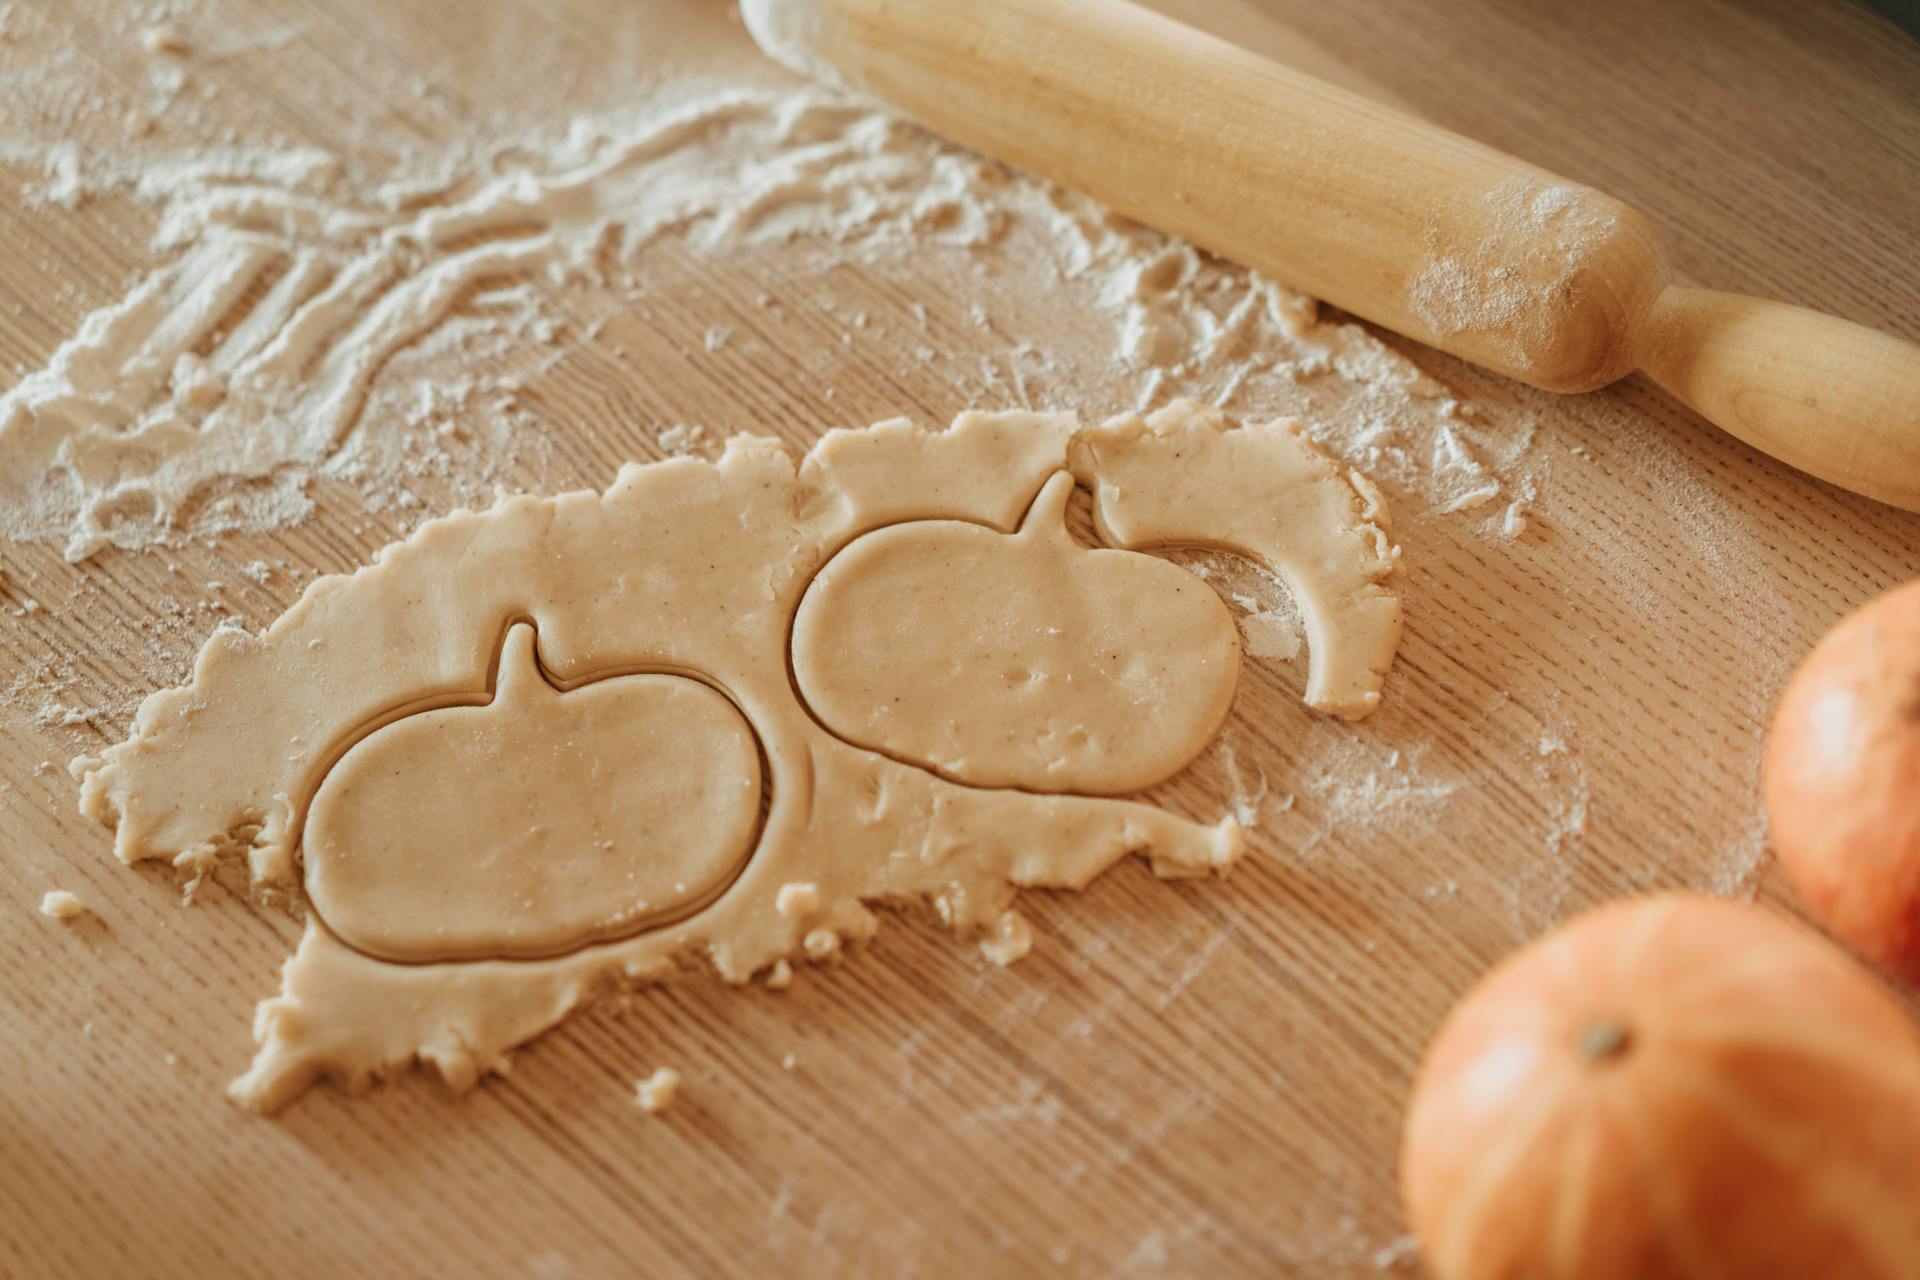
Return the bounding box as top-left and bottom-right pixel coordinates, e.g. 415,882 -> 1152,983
1410,179 -> 1627,375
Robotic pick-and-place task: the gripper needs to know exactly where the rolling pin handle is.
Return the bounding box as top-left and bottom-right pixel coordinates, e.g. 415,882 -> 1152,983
1635,287 -> 1920,512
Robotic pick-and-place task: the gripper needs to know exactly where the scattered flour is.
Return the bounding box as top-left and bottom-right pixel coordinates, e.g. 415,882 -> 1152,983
1238,600 -> 1303,663
1499,496 -> 1531,539
1209,735 -> 1285,832
1243,724 -> 1473,870
0,5 -> 1538,561
1432,422 -> 1502,513
1295,734 -> 1463,839
1174,549 -> 1306,666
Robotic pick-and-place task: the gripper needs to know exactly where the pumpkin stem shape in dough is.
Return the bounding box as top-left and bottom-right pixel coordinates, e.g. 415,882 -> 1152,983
303,622 -> 765,963
791,470 -> 1241,794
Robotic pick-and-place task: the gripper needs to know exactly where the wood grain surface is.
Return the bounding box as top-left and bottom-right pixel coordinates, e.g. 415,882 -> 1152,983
3,1 -> 1918,1277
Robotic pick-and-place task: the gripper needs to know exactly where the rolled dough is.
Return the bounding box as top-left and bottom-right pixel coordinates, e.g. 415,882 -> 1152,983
74,400 -> 1402,1110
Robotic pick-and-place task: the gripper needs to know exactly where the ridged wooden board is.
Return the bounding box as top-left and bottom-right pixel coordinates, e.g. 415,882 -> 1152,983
2,0 -> 1917,1276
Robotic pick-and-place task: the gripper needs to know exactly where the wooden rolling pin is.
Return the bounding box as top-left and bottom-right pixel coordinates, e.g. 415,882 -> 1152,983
742,0 -> 1920,512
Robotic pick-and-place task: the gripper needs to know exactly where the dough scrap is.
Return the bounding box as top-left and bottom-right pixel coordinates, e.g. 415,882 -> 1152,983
1070,403 -> 1403,717
74,401 -> 1402,1111
40,890 -> 86,921
635,1067 -> 683,1115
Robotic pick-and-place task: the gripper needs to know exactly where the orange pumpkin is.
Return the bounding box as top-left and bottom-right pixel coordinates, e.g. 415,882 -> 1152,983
1401,894 -> 1920,1280
1765,578 -> 1920,985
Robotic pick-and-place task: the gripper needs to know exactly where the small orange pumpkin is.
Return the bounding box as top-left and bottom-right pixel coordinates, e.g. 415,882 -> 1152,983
1401,894 -> 1920,1280
1765,578 -> 1920,985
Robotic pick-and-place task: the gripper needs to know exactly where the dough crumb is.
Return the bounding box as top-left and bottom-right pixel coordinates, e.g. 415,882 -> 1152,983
1372,1234 -> 1419,1270
141,25 -> 188,55
764,958 -> 793,991
781,1053 -> 797,1071
802,927 -> 840,960
635,1067 -> 682,1114
39,890 -> 85,920
655,422 -> 707,456
775,881 -> 821,919
979,909 -> 1033,967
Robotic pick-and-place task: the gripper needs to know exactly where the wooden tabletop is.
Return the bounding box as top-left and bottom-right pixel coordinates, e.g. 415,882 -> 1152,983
3,1 -> 1917,1276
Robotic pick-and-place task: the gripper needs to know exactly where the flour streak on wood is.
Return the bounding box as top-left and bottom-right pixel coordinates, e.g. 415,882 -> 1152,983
2,1 -> 1918,1277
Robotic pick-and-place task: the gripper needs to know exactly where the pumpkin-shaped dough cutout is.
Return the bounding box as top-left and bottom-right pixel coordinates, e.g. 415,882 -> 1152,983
792,471 -> 1240,794
304,623 -> 764,963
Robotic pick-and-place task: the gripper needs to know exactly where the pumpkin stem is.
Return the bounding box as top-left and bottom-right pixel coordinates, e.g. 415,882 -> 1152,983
1579,1020 -> 1632,1063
